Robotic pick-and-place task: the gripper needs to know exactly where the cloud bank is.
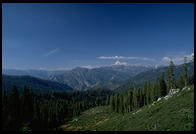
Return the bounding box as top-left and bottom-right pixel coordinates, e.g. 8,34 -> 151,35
98,56 -> 155,61
161,53 -> 194,64
113,61 -> 128,66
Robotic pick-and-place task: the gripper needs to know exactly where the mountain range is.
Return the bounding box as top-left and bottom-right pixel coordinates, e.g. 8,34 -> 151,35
2,74 -> 73,94
3,64 -> 155,90
2,62 -> 194,93
48,65 -> 156,90
2,69 -> 68,80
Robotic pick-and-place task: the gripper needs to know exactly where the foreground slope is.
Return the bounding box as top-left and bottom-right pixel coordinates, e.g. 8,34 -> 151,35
59,85 -> 194,131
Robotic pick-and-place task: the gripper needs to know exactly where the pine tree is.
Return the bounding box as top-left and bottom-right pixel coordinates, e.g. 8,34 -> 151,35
145,81 -> 151,105
132,88 -> 138,109
106,95 -> 110,105
8,84 -> 21,130
153,78 -> 160,101
160,72 -> 167,96
127,90 -> 133,112
119,95 -> 124,114
109,95 -> 114,111
167,60 -> 175,91
2,90 -> 9,130
176,75 -> 185,89
183,56 -> 189,87
32,98 -> 41,130
21,86 -> 34,123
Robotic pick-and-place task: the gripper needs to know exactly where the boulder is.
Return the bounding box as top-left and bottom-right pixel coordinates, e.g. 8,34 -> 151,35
164,95 -> 169,100
157,97 -> 162,102
182,87 -> 187,91
169,88 -> 180,95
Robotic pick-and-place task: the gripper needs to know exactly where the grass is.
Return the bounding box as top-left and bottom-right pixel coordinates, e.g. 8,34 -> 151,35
59,85 -> 194,131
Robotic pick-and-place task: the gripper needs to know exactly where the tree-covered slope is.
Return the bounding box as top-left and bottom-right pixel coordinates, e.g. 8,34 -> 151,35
2,75 -> 73,94
115,62 -> 194,93
59,85 -> 194,131
2,69 -> 68,80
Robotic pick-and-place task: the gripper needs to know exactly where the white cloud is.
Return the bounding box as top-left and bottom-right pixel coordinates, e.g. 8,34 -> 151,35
113,61 -> 128,66
38,67 -> 48,70
98,56 -> 155,61
162,57 -> 171,62
44,48 -> 59,56
56,67 -> 70,70
161,53 -> 194,64
82,65 -> 94,69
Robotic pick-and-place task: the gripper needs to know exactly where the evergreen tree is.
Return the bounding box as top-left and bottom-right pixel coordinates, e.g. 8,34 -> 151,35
132,88 -> 138,109
109,95 -> 114,111
159,72 -> 167,96
119,95 -> 124,114
189,73 -> 194,85
105,95 -> 110,105
8,84 -> 21,130
21,86 -> 34,123
127,90 -> 133,112
32,98 -> 41,130
176,75 -> 185,89
114,95 -> 119,113
183,56 -> 189,87
167,60 -> 175,91
2,90 -> 9,130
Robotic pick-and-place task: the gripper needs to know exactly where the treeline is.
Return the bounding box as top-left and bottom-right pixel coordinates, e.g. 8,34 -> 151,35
107,58 -> 194,114
2,87 -> 113,131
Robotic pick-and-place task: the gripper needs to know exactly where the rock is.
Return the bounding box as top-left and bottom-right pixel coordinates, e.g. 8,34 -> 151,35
164,95 -> 169,100
157,97 -> 162,102
182,87 -> 187,91
169,88 -> 180,95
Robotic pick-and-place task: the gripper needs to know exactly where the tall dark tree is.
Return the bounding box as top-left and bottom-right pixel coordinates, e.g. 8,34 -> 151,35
132,88 -> 139,109
167,60 -> 175,91
2,90 -> 9,130
183,56 -> 189,87
176,75 -> 185,89
21,86 -> 34,123
8,84 -> 21,130
127,90 -> 133,112
160,72 -> 167,96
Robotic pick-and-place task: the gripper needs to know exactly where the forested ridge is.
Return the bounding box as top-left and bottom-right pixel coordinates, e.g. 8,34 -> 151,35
2,75 -> 73,94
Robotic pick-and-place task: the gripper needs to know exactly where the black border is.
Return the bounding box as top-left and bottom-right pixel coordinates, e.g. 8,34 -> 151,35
1,0 -> 195,3
1,0 -> 195,133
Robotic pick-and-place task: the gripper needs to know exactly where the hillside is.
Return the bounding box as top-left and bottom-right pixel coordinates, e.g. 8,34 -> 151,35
49,65 -> 153,90
59,85 -> 194,131
115,62 -> 194,93
2,75 -> 73,94
2,69 -> 68,80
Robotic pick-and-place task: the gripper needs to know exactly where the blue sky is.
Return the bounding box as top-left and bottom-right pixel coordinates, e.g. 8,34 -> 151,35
2,3 -> 194,70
